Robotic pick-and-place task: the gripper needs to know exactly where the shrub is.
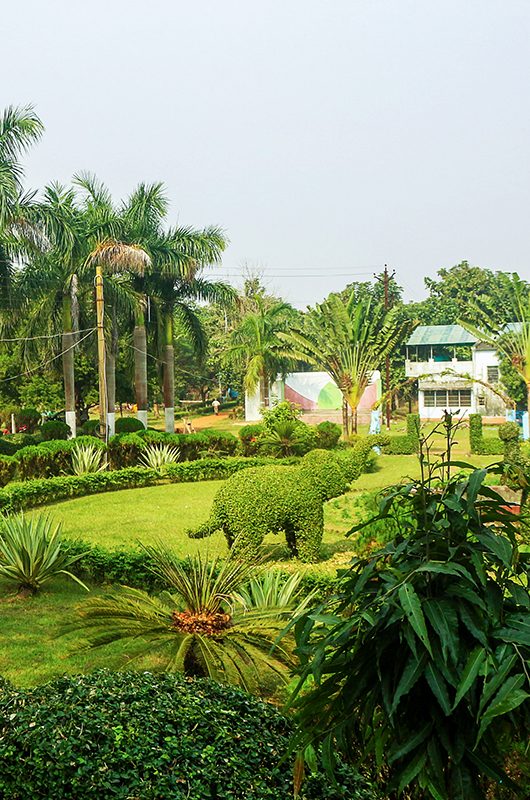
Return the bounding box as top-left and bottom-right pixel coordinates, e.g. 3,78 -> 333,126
80,419 -> 101,437
469,413 -> 484,454
15,407 -> 41,433
239,423 -> 265,456
384,434 -> 416,455
71,442 -> 106,475
315,420 -> 342,449
0,671 -> 379,800
107,432 -> 145,468
115,416 -> 146,433
0,513 -> 88,593
40,419 -> 70,440
260,419 -> 316,457
292,462 -> 530,798
14,437 -> 105,480
337,435 -> 386,480
199,429 -> 239,456
499,421 -> 522,467
262,400 -> 301,428
140,443 -> 181,472
299,449 -> 350,501
0,432 -> 41,456
405,412 -> 420,444
0,456 -> 16,487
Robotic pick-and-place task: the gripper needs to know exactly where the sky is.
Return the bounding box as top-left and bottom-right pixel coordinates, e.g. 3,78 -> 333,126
3,0 -> 530,308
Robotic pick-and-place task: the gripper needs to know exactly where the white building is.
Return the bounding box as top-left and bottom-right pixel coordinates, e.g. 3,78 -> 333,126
405,325 -> 506,420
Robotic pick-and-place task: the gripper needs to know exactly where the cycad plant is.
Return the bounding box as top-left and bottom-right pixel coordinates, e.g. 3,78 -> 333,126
73,544 -> 302,694
0,514 -> 88,594
259,419 -> 310,457
71,442 -> 106,475
140,443 -> 181,472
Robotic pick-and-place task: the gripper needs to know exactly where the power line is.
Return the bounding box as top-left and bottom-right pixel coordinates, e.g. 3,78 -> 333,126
0,329 -> 96,383
0,327 -> 95,343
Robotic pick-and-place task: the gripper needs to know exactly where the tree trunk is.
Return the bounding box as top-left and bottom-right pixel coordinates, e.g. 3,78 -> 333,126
62,295 -> 76,438
163,311 -> 175,433
133,318 -> 148,429
342,399 -> 349,437
106,309 -> 118,437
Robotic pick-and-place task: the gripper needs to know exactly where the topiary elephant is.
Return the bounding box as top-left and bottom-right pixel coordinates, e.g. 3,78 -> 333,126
188,451 -> 350,563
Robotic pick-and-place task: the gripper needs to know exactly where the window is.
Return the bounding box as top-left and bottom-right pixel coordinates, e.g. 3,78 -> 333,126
422,389 -> 472,408
487,365 -> 500,383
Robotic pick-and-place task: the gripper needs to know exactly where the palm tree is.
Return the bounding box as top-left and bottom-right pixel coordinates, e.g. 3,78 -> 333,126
280,292 -> 415,434
121,184 -> 229,431
0,105 -> 43,320
145,226 -> 230,432
225,298 -> 295,415
461,273 -> 530,412
72,544 -> 301,695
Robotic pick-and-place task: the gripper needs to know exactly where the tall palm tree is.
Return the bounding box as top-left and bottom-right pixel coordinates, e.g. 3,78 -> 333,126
225,298 -> 295,415
280,293 -> 415,434
121,184 -> 228,430
461,273 -> 530,412
0,105 -> 43,320
147,228 -> 231,431
71,544 -> 302,695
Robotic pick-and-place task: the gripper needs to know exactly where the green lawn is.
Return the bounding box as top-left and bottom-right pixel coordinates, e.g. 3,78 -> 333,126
0,578 -> 161,687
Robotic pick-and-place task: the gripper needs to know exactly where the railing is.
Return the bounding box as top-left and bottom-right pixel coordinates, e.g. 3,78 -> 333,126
405,359 -> 473,378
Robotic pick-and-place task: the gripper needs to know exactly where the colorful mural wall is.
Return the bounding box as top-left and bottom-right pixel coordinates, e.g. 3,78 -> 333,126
282,371 -> 381,411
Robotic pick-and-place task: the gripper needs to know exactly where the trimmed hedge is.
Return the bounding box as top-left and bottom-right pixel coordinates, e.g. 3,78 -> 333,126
0,671 -> 379,800
108,430 -> 239,469
468,414 -> 504,456
13,437 -> 106,480
0,455 -> 16,487
40,419 -> 70,440
239,423 -> 265,456
0,456 -> 298,513
314,420 -> 342,449
114,416 -> 146,433
383,435 -> 417,455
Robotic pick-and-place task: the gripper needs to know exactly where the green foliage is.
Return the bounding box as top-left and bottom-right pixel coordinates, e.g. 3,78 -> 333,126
0,670 -> 378,800
315,420 -> 342,449
469,415 -> 504,456
0,457 -> 297,514
262,400 -> 301,429
140,442 -> 181,472
0,513 -> 88,593
499,421 -> 522,468
40,419 -> 70,440
384,434 -> 417,455
14,437 -> 105,480
190,448 -> 359,562
337,435 -> 388,480
406,412 -> 420,442
239,423 -> 265,455
107,432 -> 144,468
15,407 -> 41,433
114,416 -> 146,433
80,419 -> 102,437
108,430 -> 238,469
0,456 -> 16,487
299,449 -> 350,501
291,463 -> 530,799
260,419 -> 316,457
71,442 -> 106,475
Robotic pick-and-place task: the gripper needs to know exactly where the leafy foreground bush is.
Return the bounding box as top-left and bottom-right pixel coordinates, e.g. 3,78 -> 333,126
290,463 -> 530,799
0,671 -> 380,800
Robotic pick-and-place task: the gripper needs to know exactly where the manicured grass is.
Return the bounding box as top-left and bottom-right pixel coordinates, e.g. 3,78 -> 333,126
0,578 -> 160,687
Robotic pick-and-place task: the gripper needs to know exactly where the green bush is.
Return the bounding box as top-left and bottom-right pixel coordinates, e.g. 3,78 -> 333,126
40,419 -> 70,440
80,419 -> 101,436
15,407 -> 41,433
199,429 -> 239,456
262,400 -> 301,428
115,416 -> 146,433
239,423 -> 265,456
0,671 -> 378,800
405,412 -> 420,441
384,434 -> 416,455
315,420 -> 342,449
299,449 -> 350,501
0,456 -> 16,487
337,435 -> 387,480
0,457 -> 298,514
499,421 -> 522,467
14,437 -> 105,480
107,432 -> 145,469
0,432 -> 41,456
469,413 -> 483,454
260,419 -> 317,457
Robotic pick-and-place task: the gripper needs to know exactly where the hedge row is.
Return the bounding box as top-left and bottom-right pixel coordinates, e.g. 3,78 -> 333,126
0,456 -> 298,514
468,414 -> 504,456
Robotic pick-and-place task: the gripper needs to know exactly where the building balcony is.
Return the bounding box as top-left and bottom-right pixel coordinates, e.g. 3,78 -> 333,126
405,359 -> 474,379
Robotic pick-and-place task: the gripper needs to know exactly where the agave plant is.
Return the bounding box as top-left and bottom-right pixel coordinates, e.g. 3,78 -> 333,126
140,443 -> 181,472
72,543 -> 303,693
0,514 -> 88,594
71,443 -> 106,475
233,570 -> 314,615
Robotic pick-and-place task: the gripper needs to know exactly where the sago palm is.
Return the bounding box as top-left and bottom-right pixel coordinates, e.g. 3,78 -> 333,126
73,544 -> 301,694
279,292 -> 415,433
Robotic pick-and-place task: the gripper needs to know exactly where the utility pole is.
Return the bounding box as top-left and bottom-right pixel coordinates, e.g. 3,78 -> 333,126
95,264 -> 108,441
376,265 -> 395,430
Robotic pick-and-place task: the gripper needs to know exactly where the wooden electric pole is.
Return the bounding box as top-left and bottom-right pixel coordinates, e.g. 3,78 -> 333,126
95,264 -> 108,441
376,265 -> 395,430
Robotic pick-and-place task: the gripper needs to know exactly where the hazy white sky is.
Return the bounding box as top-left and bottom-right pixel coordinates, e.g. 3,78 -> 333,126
3,0 -> 530,307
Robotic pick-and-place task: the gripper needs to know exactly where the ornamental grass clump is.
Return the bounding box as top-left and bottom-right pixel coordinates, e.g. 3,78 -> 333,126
71,442 -> 106,475
139,443 -> 181,472
71,542 -> 304,694
0,513 -> 88,594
